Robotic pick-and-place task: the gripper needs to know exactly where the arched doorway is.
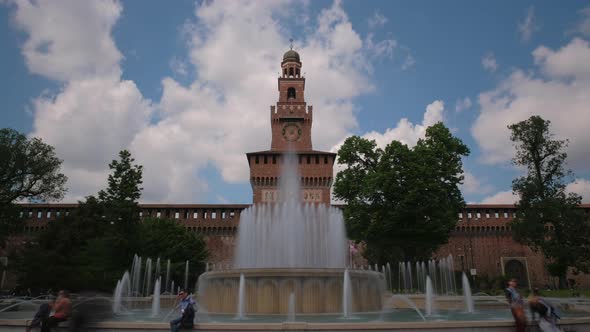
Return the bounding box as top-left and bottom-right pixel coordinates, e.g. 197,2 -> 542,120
504,259 -> 529,288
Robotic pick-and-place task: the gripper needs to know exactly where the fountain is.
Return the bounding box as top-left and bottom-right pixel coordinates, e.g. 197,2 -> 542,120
236,273 -> 246,319
425,276 -> 434,316
151,277 -> 161,317
342,268 -> 352,318
197,154 -> 385,314
462,273 -> 474,313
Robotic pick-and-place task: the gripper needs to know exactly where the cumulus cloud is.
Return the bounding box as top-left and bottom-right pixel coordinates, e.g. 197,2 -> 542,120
455,97 -> 472,113
11,0 -> 154,201
12,0 -> 408,203
368,10 -> 387,29
472,38 -> 590,171
567,178 -> 590,203
517,6 -> 538,42
481,190 -> 519,204
11,0 -> 122,81
134,0 -> 401,202
461,171 -> 493,195
354,100 -> 444,149
481,52 -> 498,72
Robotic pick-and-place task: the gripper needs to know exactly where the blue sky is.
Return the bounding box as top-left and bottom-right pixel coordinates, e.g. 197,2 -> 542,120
1,0 -> 590,204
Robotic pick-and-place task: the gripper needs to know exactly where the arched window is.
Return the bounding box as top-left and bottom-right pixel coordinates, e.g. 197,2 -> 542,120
289,67 -> 294,77
287,87 -> 296,100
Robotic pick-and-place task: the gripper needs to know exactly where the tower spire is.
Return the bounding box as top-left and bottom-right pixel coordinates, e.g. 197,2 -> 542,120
289,38 -> 294,50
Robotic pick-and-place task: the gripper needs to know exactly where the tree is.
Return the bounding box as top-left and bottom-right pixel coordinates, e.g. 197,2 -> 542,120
334,123 -> 470,264
508,115 -> 590,287
15,149 -> 208,291
0,128 -> 67,246
0,128 -> 67,204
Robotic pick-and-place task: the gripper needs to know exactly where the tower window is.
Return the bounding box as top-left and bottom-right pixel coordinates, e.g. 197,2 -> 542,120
255,155 -> 259,164
315,155 -> 319,164
287,87 -> 296,100
324,156 -> 328,164
289,67 -> 294,77
272,155 -> 277,164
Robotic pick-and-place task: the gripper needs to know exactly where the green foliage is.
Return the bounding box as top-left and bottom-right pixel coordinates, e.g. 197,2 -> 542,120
0,128 -> 67,245
508,116 -> 590,287
0,128 -> 67,204
334,123 -> 470,264
138,218 -> 208,282
14,150 -> 208,291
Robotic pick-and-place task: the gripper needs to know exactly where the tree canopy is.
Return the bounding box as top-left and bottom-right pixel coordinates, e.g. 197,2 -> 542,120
0,128 -> 67,246
334,123 -> 470,264
508,115 -> 590,287
0,128 -> 67,205
15,149 -> 208,292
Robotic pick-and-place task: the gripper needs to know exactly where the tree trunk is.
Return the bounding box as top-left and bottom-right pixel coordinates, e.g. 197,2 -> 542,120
558,275 -> 568,289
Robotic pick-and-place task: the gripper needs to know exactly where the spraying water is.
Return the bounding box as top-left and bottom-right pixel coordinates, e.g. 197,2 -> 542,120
236,274 -> 246,319
287,292 -> 296,322
184,261 -> 189,291
342,268 -> 352,318
462,272 -> 474,313
234,154 -> 347,268
113,272 -> 131,314
151,277 -> 161,317
425,276 -> 434,316
165,260 -> 171,293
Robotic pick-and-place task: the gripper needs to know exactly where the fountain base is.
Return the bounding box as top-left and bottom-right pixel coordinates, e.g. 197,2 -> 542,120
198,268 -> 385,314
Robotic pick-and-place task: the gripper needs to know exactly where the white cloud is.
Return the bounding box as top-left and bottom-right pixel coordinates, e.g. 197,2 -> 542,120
455,97 -> 472,113
517,6 -> 538,42
472,38 -> 590,171
169,56 -> 188,77
461,171 -> 493,195
567,178 -> 590,203
368,10 -> 387,29
402,54 -> 415,70
13,0 -> 407,203
355,100 -> 445,149
11,0 -> 122,81
574,6 -> 590,37
365,33 -> 397,59
481,190 -> 519,204
12,0 -> 154,201
481,52 -> 498,72
133,0 -> 399,202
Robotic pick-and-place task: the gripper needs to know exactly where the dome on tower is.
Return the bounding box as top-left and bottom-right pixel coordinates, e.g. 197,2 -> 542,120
283,49 -> 300,62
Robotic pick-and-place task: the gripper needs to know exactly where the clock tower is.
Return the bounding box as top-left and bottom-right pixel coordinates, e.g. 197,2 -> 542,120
246,48 -> 336,204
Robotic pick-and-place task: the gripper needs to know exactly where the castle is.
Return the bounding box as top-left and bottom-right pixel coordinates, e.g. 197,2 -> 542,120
11,49 -> 590,289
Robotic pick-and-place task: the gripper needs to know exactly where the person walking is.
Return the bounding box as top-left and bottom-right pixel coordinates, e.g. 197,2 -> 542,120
529,288 -> 561,332
170,290 -> 196,332
505,279 -> 526,332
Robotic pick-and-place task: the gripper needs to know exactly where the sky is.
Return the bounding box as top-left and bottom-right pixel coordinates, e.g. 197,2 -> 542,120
1,0 -> 590,204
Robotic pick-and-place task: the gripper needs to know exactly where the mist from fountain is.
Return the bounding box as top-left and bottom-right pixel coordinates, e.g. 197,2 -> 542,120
425,276 -> 434,316
462,272 -> 474,313
236,273 -> 246,319
184,260 -> 189,290
234,153 -> 347,269
287,293 -> 296,322
165,259 -> 171,293
113,272 -> 131,314
151,277 -> 161,317
342,268 -> 352,318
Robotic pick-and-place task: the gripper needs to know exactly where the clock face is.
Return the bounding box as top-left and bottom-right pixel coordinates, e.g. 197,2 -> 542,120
282,123 -> 302,142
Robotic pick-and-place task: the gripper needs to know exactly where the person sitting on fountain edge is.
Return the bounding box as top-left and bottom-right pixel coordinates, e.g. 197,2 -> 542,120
41,290 -> 72,332
170,289 -> 196,332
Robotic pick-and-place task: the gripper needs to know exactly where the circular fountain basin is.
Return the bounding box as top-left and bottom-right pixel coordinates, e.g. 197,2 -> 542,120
198,268 -> 385,314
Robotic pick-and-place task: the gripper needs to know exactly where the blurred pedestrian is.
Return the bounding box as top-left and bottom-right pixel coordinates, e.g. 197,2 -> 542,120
505,279 -> 526,332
